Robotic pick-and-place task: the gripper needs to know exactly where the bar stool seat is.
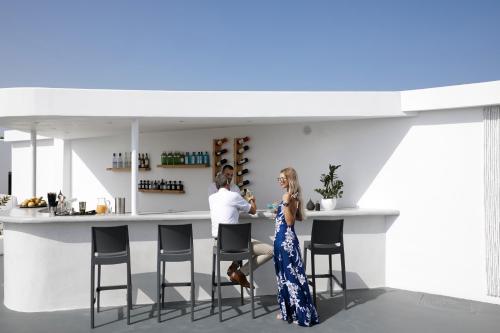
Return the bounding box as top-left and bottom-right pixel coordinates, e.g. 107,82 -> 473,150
90,225 -> 132,329
157,224 -> 195,322
303,219 -> 347,309
211,223 -> 254,322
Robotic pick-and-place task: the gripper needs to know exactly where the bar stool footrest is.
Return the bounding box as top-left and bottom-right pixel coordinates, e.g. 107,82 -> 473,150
97,285 -> 128,292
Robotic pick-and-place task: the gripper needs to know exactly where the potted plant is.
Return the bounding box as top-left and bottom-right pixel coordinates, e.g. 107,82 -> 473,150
314,164 -> 344,210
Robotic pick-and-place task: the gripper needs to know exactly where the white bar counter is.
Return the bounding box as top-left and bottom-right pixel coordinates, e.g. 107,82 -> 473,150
1,207 -> 399,312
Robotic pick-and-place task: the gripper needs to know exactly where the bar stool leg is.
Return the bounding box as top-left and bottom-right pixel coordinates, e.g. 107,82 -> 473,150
211,253 -> 216,307
217,254 -> 222,322
157,259 -> 161,322
240,285 -> 244,306
161,261 -> 166,309
90,262 -> 95,329
329,254 -> 333,297
303,247 -> 308,273
341,249 -> 347,309
249,256 -> 254,319
126,259 -> 131,325
190,254 -> 195,321
311,251 -> 317,306
97,264 -> 101,312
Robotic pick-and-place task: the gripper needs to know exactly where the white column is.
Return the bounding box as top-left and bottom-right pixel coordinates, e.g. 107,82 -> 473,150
30,128 -> 37,197
131,119 -> 139,215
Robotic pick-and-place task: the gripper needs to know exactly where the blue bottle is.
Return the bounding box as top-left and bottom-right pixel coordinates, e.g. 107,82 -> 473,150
203,151 -> 209,165
185,152 -> 190,165
190,152 -> 196,165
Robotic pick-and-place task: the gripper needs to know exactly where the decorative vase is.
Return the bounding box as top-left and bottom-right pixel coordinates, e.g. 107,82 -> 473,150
320,198 -> 337,211
306,199 -> 315,211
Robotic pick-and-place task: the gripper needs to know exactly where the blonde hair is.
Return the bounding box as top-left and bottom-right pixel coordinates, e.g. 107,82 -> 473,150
280,167 -> 305,221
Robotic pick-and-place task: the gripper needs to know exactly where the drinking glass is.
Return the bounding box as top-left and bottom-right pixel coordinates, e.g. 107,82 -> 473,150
79,201 -> 86,214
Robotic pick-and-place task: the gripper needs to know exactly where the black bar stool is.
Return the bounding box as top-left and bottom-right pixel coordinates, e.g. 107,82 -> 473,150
157,224 -> 195,322
211,223 -> 254,322
303,219 -> 347,308
90,225 -> 132,329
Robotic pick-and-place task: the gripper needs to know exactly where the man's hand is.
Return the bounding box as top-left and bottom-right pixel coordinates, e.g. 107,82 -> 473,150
248,195 -> 257,214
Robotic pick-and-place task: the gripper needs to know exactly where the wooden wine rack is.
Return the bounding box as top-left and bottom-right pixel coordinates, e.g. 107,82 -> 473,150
212,138 -> 229,181
233,137 -> 250,190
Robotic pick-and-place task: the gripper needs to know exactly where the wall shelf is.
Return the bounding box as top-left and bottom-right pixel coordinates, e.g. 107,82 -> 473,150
138,189 -> 185,194
156,164 -> 209,168
106,167 -> 151,171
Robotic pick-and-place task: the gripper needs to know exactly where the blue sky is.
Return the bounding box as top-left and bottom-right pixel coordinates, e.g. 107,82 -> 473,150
1,0 -> 499,91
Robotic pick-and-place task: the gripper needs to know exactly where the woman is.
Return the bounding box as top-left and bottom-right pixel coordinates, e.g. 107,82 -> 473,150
273,167 -> 319,327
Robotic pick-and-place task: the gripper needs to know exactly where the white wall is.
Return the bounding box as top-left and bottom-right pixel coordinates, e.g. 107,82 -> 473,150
10,107 -> 498,304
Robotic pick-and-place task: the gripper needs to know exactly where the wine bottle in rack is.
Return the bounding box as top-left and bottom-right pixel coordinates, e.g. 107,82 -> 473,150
236,136 -> 250,145
236,157 -> 249,166
215,148 -> 228,156
237,168 -> 249,176
216,158 -> 228,167
237,145 -> 250,154
215,138 -> 228,146
238,179 -> 250,187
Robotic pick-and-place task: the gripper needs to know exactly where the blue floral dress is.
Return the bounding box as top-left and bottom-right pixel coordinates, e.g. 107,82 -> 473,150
273,202 -> 319,327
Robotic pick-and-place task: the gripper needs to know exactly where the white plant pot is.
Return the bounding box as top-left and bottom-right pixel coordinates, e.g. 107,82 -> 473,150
321,198 -> 337,211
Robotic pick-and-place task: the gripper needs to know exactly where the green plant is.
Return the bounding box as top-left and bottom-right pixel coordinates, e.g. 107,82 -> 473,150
314,164 -> 344,199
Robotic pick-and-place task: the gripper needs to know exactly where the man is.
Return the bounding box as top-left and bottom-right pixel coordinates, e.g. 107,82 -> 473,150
209,173 -> 273,288
208,165 -> 239,196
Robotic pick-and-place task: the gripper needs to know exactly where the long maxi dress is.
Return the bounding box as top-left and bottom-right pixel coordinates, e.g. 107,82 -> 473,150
273,202 -> 319,327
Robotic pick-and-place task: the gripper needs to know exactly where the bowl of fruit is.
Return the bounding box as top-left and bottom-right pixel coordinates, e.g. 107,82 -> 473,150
20,197 -> 47,208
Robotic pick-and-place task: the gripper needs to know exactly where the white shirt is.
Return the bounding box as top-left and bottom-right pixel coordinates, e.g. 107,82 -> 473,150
209,188 -> 251,238
208,182 -> 240,196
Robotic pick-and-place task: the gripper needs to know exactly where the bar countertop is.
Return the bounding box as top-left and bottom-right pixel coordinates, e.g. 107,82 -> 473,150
0,207 -> 400,224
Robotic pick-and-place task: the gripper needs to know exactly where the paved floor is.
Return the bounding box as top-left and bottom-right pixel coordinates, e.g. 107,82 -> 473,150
1,256 -> 500,333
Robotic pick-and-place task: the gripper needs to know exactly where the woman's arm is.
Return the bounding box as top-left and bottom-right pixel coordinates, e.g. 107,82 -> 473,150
282,193 -> 297,226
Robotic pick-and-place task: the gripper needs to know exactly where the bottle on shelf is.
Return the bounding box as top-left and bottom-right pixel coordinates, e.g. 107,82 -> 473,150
145,153 -> 150,168
237,168 -> 249,176
179,181 -> 184,191
173,181 -> 177,190
215,138 -> 228,146
139,154 -> 143,168
124,152 -> 129,168
236,157 -> 249,166
237,136 -> 250,145
203,151 -> 209,165
118,153 -> 123,168
216,158 -> 228,167
185,152 -> 190,165
190,152 -> 196,165
237,145 -> 250,154
112,153 -> 117,168
180,152 -> 185,164
238,179 -> 250,188
215,148 -> 227,157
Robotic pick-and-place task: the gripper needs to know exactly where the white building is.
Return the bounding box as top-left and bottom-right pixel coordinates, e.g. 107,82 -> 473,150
0,82 -> 499,311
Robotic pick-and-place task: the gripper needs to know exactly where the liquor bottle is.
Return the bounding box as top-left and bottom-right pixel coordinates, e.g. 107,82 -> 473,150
236,157 -> 249,166
145,153 -> 150,168
173,181 -> 178,190
166,152 -> 171,165
179,181 -> 184,191
216,158 -> 228,167
215,138 -> 227,146
197,152 -> 202,164
237,168 -> 249,176
237,145 -> 250,154
118,153 -> 123,168
238,180 -> 250,188
180,152 -> 185,164
237,136 -> 250,145
167,181 -> 172,191
112,153 -> 117,168
185,152 -> 190,165
190,152 -> 196,165
139,180 -> 142,190
203,151 -> 210,165
215,148 -> 227,156
161,152 -> 166,165
124,152 -> 129,168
